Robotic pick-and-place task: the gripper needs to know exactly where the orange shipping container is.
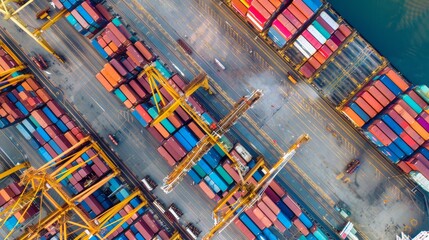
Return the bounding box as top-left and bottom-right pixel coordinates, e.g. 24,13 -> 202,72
313,51 -> 326,64
95,73 -> 114,92
410,121 -> 429,140
123,100 -> 133,109
257,201 -> 277,222
293,0 -> 314,18
153,123 -> 170,139
167,114 -> 182,128
134,41 -> 155,62
232,0 -> 248,17
35,89 -> 52,103
268,0 -> 281,8
288,4 -> 308,24
269,180 -> 286,197
257,0 -> 276,14
104,45 -> 114,56
188,121 -> 205,139
253,207 -> 273,227
198,181 -> 216,199
386,69 -> 410,91
366,86 -> 389,107
108,41 -> 118,53
342,106 -> 365,127
355,97 -> 377,117
0,189 -> 11,202
361,91 -> 383,112
64,131 -> 78,145
120,84 -> 141,105
307,57 -> 321,69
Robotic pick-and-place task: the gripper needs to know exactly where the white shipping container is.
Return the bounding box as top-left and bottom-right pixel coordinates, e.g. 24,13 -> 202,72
320,11 -> 339,30
293,41 -> 311,59
307,25 -> 327,44
247,11 -> 264,31
297,35 -> 317,55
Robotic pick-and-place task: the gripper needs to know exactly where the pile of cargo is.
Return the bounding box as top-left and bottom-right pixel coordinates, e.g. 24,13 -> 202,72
0,181 -> 39,231
292,11 -> 352,78
341,67 -> 429,189
91,20 -> 139,60
0,78 -> 50,128
55,0 -> 113,39
0,44 -> 19,74
268,0 -> 323,48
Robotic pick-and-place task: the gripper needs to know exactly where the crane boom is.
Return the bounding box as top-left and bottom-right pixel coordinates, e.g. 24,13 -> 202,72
161,90 -> 263,193
203,134 -> 310,239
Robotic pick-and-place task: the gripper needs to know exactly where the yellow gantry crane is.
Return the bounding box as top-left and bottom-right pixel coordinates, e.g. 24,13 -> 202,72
140,66 -> 262,193
161,89 -> 263,193
0,136 -> 148,240
0,161 -> 29,179
203,134 -> 310,239
0,39 -> 32,90
0,0 -> 66,62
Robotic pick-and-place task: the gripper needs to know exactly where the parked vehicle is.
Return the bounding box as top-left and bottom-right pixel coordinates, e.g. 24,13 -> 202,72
177,39 -> 192,54
141,175 -> 157,191
108,134 -> 119,145
31,54 -> 48,70
345,159 -> 360,174
185,223 -> 201,239
168,203 -> 183,220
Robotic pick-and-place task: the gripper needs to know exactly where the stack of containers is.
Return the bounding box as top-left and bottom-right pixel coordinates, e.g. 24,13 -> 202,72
0,45 -> 20,83
65,1 -> 108,38
246,0 -> 285,32
268,0 -> 323,48
52,0 -> 83,11
341,67 -> 429,184
0,78 -> 49,128
0,182 -> 39,231
90,20 -> 133,59
294,11 -> 353,78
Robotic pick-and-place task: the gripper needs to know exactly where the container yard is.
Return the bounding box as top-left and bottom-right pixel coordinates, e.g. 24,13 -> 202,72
0,0 -> 428,239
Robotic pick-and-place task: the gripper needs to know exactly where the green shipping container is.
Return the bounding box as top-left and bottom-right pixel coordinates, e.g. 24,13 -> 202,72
147,107 -> 176,133
28,116 -> 40,128
313,229 -> 329,240
312,21 -> 330,39
215,165 -> 234,185
112,17 -> 123,27
401,95 -> 423,114
193,165 -> 206,178
213,144 -> 225,157
220,136 -> 233,151
114,89 -> 127,102
297,235 -> 306,240
415,85 -> 429,104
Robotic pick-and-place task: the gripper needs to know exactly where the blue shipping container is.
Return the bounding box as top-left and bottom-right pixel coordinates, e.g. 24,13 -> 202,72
239,213 -> 262,236
381,115 -> 403,135
36,127 -> 51,142
197,159 -> 213,175
268,27 -> 287,48
393,138 -> 413,156
174,132 -> 193,152
91,39 -> 109,59
379,75 -> 402,96
42,107 -> 59,123
16,123 -> 32,140
277,212 -> 293,228
131,110 -> 148,127
349,102 -> 370,122
298,213 -> 313,228
379,147 -> 400,164
277,201 -> 295,220
187,169 -> 202,184
209,171 -> 228,192
387,142 -> 405,159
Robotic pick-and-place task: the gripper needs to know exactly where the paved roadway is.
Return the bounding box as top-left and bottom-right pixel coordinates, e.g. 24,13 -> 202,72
121,0 -> 428,238
0,0 -> 427,240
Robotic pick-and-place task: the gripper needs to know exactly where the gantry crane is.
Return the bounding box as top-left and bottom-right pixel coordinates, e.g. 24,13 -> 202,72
0,161 -> 29,179
0,39 -> 32,90
140,66 -> 262,193
203,134 -> 310,239
161,90 -> 263,193
0,0 -> 65,62
0,136 -> 148,240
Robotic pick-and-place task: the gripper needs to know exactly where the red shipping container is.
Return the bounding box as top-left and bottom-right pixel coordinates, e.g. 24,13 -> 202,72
157,229 -> 171,240
234,218 -> 256,240
404,126 -> 424,145
175,106 -> 190,122
325,39 -> 338,52
366,86 -> 389,107
250,1 -> 270,22
399,132 -> 419,150
269,180 -> 286,198
142,213 -> 160,233
47,100 -> 65,118
315,16 -> 334,34
287,4 -> 307,24
293,217 -> 310,235
397,161 -> 412,174
397,99 -> 418,118
299,62 -> 315,78
367,125 -> 392,146
250,206 -> 271,228
262,195 -> 280,214
273,219 -> 287,233
375,120 -> 398,141
222,161 -> 241,183
95,3 -> 113,21
272,20 -> 292,40
253,207 -> 273,227
338,24 -> 352,37
293,0 -> 314,18
282,9 -> 302,29
257,201 -> 277,222
283,195 -> 302,216
31,109 -> 52,128
302,30 -> 322,49
307,57 -> 321,70
257,0 -> 276,14
277,15 -> 297,35
45,125 -> 62,139
333,30 -> 346,42
199,181 -> 216,199
386,109 -> 407,129
147,126 -> 164,144
318,45 -> 333,59
373,80 -> 396,101
407,90 -> 428,109
157,146 -> 176,166
164,136 -> 187,160
354,97 -> 377,117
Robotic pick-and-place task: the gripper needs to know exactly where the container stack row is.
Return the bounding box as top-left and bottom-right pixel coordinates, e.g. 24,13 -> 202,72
245,0 -> 286,32
64,1 -> 108,38
341,67 -> 429,189
0,182 -> 38,231
0,44 -> 19,77
287,10 -> 353,78
267,0 -> 323,48
0,78 -> 48,128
